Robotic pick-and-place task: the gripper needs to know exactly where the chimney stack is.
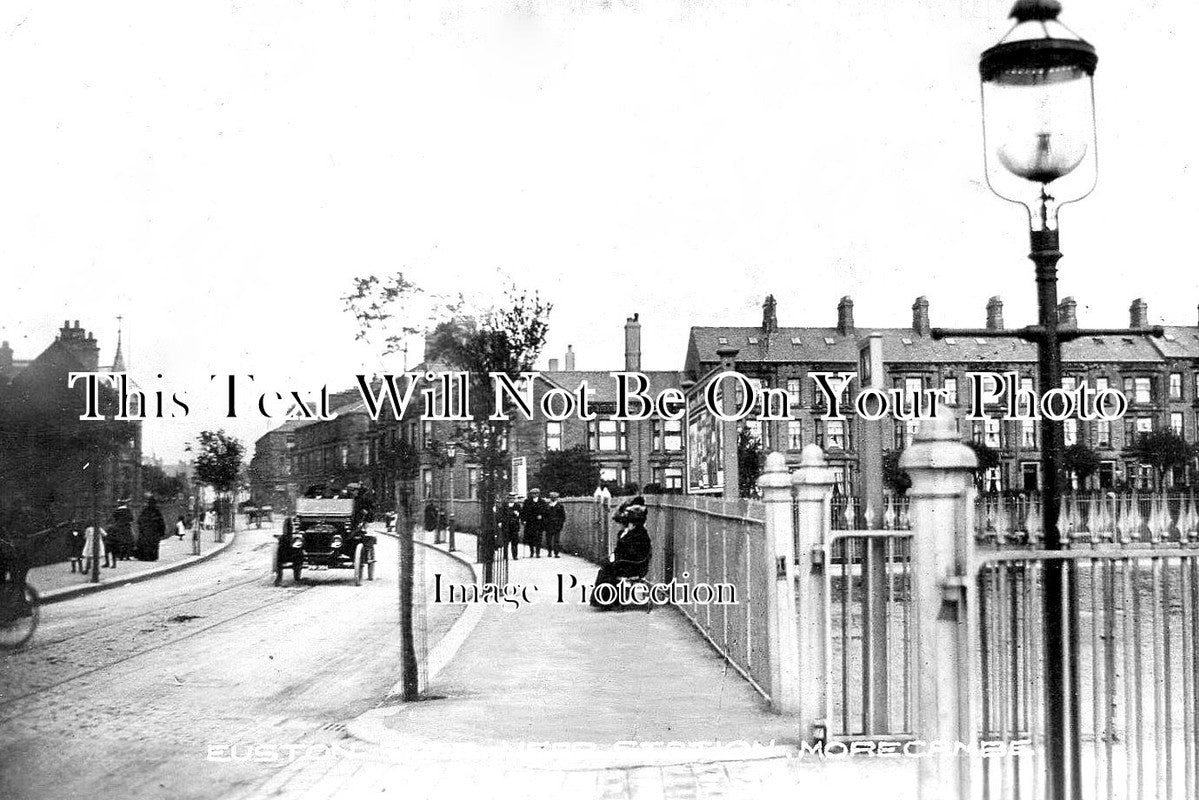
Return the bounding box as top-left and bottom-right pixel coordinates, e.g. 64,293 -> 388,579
1130,298 -> 1149,329
1058,297 -> 1078,329
986,296 -> 1004,330
912,296 -> 930,337
548,358 -> 559,372
564,344 -> 576,371
57,320 -> 100,370
836,296 -> 855,336
624,314 -> 641,371
761,295 -> 779,335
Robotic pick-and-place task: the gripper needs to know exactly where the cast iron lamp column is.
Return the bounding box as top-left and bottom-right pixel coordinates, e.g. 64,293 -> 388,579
930,3 -> 1160,799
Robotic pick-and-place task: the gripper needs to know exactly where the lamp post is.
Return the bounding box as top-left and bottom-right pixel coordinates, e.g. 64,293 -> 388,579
446,445 -> 457,552
932,4 -> 1161,798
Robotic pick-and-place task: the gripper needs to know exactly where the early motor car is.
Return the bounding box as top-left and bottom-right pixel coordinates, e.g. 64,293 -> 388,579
274,496 -> 376,585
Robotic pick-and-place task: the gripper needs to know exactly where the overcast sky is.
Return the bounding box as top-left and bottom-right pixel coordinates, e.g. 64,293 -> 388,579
3,0 -> 1197,462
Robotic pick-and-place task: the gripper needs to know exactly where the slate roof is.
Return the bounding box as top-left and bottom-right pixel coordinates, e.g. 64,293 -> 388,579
1150,326 -> 1199,360
256,418 -> 311,445
688,325 -> 1191,369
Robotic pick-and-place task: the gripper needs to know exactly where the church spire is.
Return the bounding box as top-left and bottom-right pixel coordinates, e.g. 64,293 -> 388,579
113,315 -> 126,371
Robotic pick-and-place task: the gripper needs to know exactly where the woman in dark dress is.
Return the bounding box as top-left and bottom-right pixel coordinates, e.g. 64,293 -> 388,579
136,496 -> 166,561
590,497 -> 651,608
109,503 -> 135,560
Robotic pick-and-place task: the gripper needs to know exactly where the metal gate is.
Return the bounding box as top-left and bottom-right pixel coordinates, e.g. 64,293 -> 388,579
822,495 -> 917,739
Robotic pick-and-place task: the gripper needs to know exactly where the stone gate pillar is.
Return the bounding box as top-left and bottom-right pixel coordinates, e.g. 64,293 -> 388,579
791,444 -> 836,740
758,452 -> 801,713
900,411 -> 977,800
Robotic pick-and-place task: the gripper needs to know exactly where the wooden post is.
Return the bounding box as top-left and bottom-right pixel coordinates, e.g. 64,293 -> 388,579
901,410 -> 977,800
792,444 -> 836,741
758,452 -> 801,713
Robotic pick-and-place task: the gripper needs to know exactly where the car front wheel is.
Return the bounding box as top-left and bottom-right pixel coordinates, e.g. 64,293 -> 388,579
353,543 -> 365,586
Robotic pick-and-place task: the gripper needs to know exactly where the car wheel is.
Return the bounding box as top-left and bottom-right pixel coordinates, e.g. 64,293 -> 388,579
353,543 -> 364,587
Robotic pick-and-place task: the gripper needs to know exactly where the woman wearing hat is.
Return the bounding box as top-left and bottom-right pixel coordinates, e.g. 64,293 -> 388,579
590,496 -> 651,609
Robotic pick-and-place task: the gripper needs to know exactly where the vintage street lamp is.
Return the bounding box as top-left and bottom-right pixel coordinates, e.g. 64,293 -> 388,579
932,3 -> 1160,798
980,0 -> 1098,235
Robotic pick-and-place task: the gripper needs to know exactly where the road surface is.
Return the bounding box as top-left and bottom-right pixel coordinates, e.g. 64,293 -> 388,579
0,523 -> 469,800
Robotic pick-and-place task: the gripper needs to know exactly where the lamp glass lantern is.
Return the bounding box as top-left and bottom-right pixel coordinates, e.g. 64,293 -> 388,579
980,0 -> 1098,231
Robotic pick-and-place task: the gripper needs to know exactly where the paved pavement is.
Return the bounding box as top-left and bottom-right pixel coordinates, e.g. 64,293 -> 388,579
0,521 -> 473,800
27,523 -> 237,601
232,544 -> 919,800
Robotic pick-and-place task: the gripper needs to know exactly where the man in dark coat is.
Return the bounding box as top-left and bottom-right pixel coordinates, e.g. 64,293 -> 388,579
136,496 -> 166,561
591,497 -> 651,609
521,488 -> 547,558
499,494 -> 522,560
543,492 -> 565,558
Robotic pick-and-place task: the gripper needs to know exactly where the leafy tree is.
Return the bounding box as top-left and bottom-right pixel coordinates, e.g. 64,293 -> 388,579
535,445 -> 599,498
1063,443 -> 1101,486
193,430 -> 244,492
1132,429 -> 1196,487
192,430 -> 245,533
966,441 -> 1001,473
424,287 -> 552,578
737,426 -> 764,498
882,450 -> 912,496
965,441 -> 1001,492
342,273 -> 461,367
142,463 -> 185,500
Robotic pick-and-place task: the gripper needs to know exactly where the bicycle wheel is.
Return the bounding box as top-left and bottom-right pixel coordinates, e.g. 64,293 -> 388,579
0,583 -> 40,650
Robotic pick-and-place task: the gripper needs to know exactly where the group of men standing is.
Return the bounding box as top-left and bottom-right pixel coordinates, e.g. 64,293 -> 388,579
499,488 -> 565,559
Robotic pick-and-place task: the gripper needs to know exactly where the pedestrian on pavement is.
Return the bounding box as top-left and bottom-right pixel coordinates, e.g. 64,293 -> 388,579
591,496 -> 651,609
81,524 -> 111,572
136,496 -> 166,561
175,515 -> 186,540
521,488 -> 547,558
499,494 -> 522,560
109,501 -> 135,561
544,492 -> 565,558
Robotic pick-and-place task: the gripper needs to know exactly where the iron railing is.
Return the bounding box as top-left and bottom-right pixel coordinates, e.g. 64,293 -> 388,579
974,492 -> 1199,547
976,547 -> 1199,800
824,529 -> 917,739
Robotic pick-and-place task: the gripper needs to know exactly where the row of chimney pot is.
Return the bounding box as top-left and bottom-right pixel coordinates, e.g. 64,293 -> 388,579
540,296 -> 1188,376
8,301 -> 1189,379
816,296 -> 1185,336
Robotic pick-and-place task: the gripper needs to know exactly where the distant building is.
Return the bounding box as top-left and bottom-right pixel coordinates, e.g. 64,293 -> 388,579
247,420 -> 306,511
365,316 -> 688,514
684,295 -> 1199,494
289,398 -> 373,495
333,296 -> 1199,516
0,320 -> 142,529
